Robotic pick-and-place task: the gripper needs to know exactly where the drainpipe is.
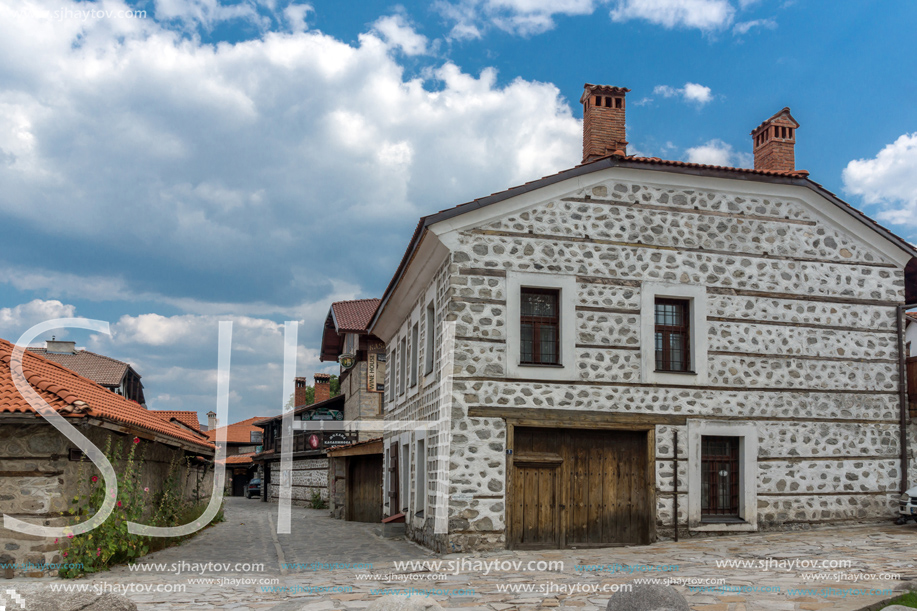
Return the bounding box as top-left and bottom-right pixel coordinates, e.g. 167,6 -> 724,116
897,304 -> 917,494
673,429 -> 679,542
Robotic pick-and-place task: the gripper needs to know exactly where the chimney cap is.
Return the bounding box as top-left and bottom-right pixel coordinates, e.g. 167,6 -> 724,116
580,83 -> 630,104
751,107 -> 799,136
314,373 -> 331,382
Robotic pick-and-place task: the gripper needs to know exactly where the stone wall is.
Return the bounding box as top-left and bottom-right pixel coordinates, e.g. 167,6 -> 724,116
378,173 -> 913,552
266,457 -> 328,505
0,422 -> 212,577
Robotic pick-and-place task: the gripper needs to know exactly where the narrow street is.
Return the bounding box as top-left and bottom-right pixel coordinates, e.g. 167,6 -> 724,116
6,498 -> 917,610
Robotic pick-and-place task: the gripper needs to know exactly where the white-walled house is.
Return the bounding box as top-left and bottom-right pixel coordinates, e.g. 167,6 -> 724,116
369,84 -> 917,552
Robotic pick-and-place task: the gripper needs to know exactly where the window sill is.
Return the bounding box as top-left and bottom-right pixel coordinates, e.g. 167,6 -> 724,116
654,369 -> 697,375
701,516 -> 745,524
519,362 -> 564,368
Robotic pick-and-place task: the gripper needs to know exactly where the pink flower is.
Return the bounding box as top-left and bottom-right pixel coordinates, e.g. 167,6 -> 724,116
96,550 -> 101,556
117,501 -> 122,507
63,552 -> 68,557
67,534 -> 73,539
143,487 -> 149,493
91,476 -> 98,483
55,538 -> 58,544
133,437 -> 140,444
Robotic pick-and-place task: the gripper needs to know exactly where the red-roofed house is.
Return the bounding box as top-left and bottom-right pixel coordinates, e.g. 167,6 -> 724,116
367,84 -> 917,552
0,338 -> 214,576
205,417 -> 262,496
28,339 -> 146,405
320,299 -> 385,523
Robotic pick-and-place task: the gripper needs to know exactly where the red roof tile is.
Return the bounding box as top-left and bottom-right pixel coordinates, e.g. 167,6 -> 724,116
331,299 -> 381,333
205,417 -> 262,444
0,339 -> 213,452
150,410 -> 202,431
224,452 -> 256,465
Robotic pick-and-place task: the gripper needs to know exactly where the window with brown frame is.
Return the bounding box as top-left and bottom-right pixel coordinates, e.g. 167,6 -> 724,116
701,436 -> 740,518
520,288 -> 559,365
655,298 -> 690,372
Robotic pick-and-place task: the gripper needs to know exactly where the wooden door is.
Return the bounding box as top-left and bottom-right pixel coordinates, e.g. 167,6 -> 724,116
348,455 -> 383,523
511,427 -> 650,548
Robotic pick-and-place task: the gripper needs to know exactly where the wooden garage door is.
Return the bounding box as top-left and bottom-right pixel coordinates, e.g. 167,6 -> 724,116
511,427 -> 651,549
349,455 -> 383,523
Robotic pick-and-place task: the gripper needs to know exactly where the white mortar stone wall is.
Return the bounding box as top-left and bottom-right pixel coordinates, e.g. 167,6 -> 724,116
382,174 -> 911,551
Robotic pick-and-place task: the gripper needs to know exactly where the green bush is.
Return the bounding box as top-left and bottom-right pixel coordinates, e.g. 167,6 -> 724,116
58,437 -> 220,578
309,490 -> 327,509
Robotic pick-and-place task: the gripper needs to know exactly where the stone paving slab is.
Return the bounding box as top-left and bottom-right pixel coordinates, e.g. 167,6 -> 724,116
4,498 -> 917,611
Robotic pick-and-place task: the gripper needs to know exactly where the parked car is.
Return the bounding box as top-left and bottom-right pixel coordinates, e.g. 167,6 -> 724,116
898,486 -> 917,524
246,478 -> 261,499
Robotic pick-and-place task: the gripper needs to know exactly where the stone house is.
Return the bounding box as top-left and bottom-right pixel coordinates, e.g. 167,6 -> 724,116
319,299 -> 386,523
253,374 -> 341,505
29,339 -> 146,405
0,338 -> 214,577
368,83 -> 917,552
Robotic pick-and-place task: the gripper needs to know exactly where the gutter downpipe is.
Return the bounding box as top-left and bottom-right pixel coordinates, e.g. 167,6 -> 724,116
673,428 -> 679,542
898,304 -> 917,494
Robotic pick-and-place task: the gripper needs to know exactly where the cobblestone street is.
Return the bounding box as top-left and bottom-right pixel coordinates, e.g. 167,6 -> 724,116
6,498 -> 917,610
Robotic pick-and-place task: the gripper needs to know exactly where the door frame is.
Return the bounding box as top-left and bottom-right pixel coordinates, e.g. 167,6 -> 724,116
505,420 -> 657,550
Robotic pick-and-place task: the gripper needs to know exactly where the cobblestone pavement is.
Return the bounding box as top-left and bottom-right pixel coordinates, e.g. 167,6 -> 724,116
6,498 -> 917,611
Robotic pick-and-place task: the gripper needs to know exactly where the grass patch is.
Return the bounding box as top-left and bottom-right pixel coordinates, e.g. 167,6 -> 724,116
880,591 -> 917,608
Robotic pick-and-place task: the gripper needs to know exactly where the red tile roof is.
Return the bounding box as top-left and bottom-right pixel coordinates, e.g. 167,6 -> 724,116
224,452 -> 256,465
906,311 -> 917,323
331,299 -> 381,333
150,410 -> 202,431
27,347 -> 133,387
205,417 -> 262,444
0,339 -> 213,452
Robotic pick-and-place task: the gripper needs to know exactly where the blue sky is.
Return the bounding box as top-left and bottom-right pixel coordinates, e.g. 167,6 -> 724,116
1,0 -> 915,424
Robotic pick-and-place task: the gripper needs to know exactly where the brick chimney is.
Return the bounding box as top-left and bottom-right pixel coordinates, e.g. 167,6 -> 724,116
751,108 -> 799,172
581,83 -> 630,163
294,376 -> 308,406
207,410 -> 217,431
314,373 -> 331,404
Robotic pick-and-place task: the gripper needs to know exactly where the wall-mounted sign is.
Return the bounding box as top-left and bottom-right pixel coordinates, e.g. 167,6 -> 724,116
324,431 -> 357,449
367,342 -> 386,393
250,430 -> 263,444
307,433 -> 321,450
339,354 -> 356,370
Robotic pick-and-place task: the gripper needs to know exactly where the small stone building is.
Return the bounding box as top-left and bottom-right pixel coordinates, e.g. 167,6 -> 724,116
369,84 -> 917,552
319,299 -> 385,523
0,338 -> 214,577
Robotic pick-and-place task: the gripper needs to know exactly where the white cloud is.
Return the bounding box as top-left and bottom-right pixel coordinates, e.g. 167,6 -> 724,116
438,0 -> 598,38
0,299 -> 76,339
283,2 -> 312,32
732,17 -> 776,35
609,0 -> 735,31
0,0 -> 581,294
371,14 -> 428,56
843,133 -> 917,227
685,139 -> 752,167
652,82 -> 714,106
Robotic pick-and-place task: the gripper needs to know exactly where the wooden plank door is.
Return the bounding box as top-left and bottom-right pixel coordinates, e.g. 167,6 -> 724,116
349,455 -> 383,523
511,427 -> 562,548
